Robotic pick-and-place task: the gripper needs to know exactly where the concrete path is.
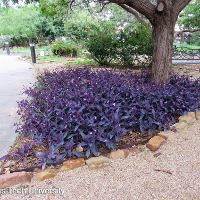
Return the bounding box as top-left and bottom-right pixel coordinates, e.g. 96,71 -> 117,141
173,60 -> 200,65
0,55 -> 34,157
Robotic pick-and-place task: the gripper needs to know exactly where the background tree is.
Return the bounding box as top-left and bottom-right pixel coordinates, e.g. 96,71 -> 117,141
0,4 -> 56,46
71,0 -> 192,83
116,0 -> 191,83
64,7 -> 152,66
177,0 -> 200,46
178,0 -> 200,30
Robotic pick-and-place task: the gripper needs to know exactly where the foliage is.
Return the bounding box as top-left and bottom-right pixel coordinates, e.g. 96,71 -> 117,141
85,21 -> 118,65
190,32 -> 200,46
178,0 -> 200,29
85,23 -> 152,66
64,10 -> 99,43
51,40 -> 78,56
64,9 -> 152,66
0,4 -> 57,46
39,0 -> 68,36
40,0 -> 68,17
64,6 -> 136,43
116,24 -> 152,66
16,68 -> 200,164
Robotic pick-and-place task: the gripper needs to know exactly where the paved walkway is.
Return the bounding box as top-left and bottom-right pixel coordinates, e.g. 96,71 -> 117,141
0,55 -> 34,157
173,60 -> 200,65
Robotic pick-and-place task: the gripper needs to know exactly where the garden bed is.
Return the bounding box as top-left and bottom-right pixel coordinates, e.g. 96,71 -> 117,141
1,67 -> 200,174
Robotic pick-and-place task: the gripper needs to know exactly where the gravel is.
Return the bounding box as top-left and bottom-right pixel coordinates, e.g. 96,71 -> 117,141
0,120 -> 200,200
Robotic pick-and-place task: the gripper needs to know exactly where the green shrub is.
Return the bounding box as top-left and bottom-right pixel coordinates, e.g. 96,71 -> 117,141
85,22 -> 118,65
0,5 -> 58,47
64,9 -> 152,67
117,24 -> 153,67
51,40 -> 78,56
85,23 -> 153,67
190,32 -> 200,46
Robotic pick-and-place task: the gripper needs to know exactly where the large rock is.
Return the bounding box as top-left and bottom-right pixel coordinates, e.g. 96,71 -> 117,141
86,156 -> 110,169
146,136 -> 166,151
0,161 -> 3,173
196,111 -> 200,120
173,122 -> 188,131
179,112 -> 196,124
0,171 -> 32,188
34,169 -> 57,181
109,149 -> 129,159
60,158 -> 85,171
76,146 -> 84,152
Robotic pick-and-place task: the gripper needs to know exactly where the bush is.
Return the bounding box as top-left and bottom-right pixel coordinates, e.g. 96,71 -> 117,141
85,22 -> 118,65
190,32 -> 200,46
64,9 -> 152,67
51,40 -> 78,56
0,5 -> 57,47
15,68 -> 200,164
85,23 -> 152,67
116,24 -> 152,66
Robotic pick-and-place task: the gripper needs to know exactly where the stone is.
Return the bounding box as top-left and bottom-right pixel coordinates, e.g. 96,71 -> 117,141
109,149 -> 129,159
60,158 -> 85,171
34,169 -> 57,181
173,122 -> 187,131
0,171 -> 32,188
86,156 -> 110,169
179,112 -> 196,124
157,132 -> 168,140
146,136 -> 166,151
196,111 -> 200,120
0,162 -> 2,174
187,112 -> 196,118
76,146 -> 84,152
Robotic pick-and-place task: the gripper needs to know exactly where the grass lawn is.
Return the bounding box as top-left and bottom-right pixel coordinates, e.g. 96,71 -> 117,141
12,46 -> 50,54
36,55 -> 64,63
11,45 -> 97,66
175,43 -> 200,50
65,57 -> 96,65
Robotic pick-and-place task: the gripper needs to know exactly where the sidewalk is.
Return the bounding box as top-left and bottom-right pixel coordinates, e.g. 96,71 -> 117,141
0,55 -> 35,157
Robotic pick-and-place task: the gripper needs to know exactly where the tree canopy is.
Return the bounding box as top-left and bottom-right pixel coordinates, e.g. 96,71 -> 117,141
0,4 -> 56,45
178,0 -> 200,29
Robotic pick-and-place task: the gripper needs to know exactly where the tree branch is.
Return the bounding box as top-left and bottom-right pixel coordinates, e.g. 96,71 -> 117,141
110,0 -> 156,23
173,0 -> 192,16
119,4 -> 151,27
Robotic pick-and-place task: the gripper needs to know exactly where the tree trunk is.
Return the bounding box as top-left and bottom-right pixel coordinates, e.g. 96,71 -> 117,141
151,17 -> 175,83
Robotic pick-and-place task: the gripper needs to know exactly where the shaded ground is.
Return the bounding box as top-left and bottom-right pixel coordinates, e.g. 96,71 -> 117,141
34,61 -> 200,79
174,64 -> 200,79
0,55 -> 35,157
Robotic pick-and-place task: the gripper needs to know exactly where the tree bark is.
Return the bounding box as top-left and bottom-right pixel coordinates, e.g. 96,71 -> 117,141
95,0 -> 192,83
151,15 -> 175,83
